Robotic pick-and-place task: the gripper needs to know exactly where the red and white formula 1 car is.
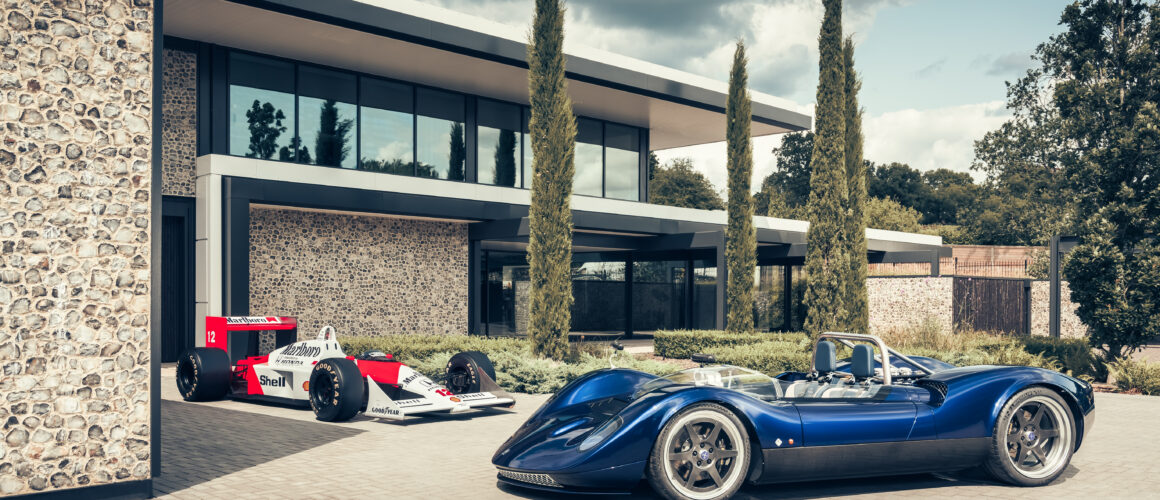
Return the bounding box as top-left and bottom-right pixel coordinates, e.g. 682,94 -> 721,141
175,316 -> 514,422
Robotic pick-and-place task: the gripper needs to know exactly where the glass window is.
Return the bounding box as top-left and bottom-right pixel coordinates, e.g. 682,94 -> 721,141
604,124 -> 640,201
484,251 -> 530,336
632,260 -> 687,331
297,66 -> 357,168
229,53 -> 295,160
522,109 -> 532,189
359,77 -> 414,175
692,260 -> 717,329
477,99 -> 521,187
575,118 -> 603,197
416,88 -> 466,180
571,256 -> 626,332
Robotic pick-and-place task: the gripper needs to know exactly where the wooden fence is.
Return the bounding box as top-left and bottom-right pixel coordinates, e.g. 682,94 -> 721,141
952,277 -> 1030,335
868,258 -> 1035,278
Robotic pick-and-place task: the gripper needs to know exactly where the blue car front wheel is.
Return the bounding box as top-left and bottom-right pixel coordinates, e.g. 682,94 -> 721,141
648,403 -> 750,500
984,387 -> 1076,486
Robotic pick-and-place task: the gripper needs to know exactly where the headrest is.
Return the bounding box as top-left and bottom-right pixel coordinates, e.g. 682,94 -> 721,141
852,344 -> 875,379
815,341 -> 837,373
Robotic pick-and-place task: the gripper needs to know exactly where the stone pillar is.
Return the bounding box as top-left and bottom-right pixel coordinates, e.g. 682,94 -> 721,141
0,1 -> 154,495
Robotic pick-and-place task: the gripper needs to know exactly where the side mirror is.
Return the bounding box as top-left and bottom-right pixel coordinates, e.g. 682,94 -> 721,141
610,341 -> 624,351
691,353 -> 717,365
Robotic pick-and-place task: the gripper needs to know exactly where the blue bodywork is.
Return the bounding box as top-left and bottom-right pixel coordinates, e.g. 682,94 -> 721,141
493,362 -> 1095,493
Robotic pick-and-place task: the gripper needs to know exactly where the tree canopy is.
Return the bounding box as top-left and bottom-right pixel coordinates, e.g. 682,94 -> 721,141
649,158 -> 725,210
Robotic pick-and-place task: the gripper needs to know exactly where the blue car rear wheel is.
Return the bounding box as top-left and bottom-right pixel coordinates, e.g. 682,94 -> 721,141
648,403 -> 750,500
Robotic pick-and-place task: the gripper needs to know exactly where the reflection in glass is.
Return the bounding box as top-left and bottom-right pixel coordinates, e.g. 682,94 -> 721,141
230,86 -> 294,160
360,107 -> 414,175
604,124 -> 640,201
571,258 -> 626,332
299,97 -> 356,168
575,118 -> 603,197
417,117 -> 465,180
479,128 -> 519,186
692,261 -> 717,329
484,251 -> 530,336
632,260 -> 687,331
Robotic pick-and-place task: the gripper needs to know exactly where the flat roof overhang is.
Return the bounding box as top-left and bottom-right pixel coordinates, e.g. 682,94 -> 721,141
163,0 -> 812,150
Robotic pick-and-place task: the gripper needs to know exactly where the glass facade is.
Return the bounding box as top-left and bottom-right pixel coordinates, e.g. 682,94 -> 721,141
477,99 -> 521,187
224,50 -> 646,200
632,260 -> 686,331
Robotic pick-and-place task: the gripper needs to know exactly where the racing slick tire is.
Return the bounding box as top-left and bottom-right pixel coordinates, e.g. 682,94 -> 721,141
445,351 -> 496,394
647,403 -> 750,500
308,357 -> 365,422
984,387 -> 1076,486
176,347 -> 231,402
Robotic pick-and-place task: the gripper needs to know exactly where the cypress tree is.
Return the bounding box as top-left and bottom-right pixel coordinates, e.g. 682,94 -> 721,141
803,0 -> 849,337
842,37 -> 869,334
494,130 -> 517,186
526,0 -> 576,360
725,41 -> 756,333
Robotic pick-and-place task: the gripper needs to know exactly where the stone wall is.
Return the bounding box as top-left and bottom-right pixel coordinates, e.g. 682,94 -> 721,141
248,208 -> 468,339
1030,280 -> 1088,339
0,1 -> 153,495
867,277 -> 953,334
160,47 -> 194,197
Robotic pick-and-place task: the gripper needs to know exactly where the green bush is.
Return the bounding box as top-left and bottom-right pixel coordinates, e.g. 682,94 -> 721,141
355,337 -> 684,395
706,340 -> 812,376
654,330 -> 806,360
1110,359 -> 1160,396
1020,336 -> 1099,379
339,335 -> 526,362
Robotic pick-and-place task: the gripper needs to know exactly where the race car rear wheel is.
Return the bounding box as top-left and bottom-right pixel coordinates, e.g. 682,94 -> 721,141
984,387 -> 1076,486
445,351 -> 496,394
648,403 -> 750,500
175,347 -> 231,402
309,358 -> 365,422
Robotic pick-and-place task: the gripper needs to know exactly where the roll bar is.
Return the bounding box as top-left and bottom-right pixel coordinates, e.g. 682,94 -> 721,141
813,332 -> 933,386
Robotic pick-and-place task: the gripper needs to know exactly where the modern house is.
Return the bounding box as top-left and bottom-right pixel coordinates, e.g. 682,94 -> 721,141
157,0 -> 947,359
1,1 -> 944,496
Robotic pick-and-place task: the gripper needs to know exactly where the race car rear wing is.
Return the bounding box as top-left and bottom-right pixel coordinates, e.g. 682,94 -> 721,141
205,316 -> 298,364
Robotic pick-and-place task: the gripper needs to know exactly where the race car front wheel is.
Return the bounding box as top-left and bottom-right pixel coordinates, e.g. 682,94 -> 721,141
445,351 -> 496,394
984,387 -> 1076,486
648,403 -> 750,500
309,358 -> 365,422
176,347 -> 230,402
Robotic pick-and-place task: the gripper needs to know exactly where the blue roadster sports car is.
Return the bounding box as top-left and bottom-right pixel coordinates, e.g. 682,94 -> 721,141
493,332 -> 1095,499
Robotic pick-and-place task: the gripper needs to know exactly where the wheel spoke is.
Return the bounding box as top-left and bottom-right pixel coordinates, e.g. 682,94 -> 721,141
1029,446 -> 1047,466
1015,409 -> 1030,427
668,451 -> 689,463
706,464 -> 724,487
1030,404 -> 1046,426
716,449 -> 738,459
1039,428 -> 1059,439
684,469 -> 699,489
706,423 -> 722,445
684,423 -> 700,442
1011,442 -> 1023,461
1007,424 -> 1022,440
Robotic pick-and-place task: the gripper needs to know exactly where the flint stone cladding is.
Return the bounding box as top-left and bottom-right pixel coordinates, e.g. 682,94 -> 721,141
867,277 -> 954,335
248,207 -> 469,339
0,0 -> 154,496
160,47 -> 194,197
1030,280 -> 1088,339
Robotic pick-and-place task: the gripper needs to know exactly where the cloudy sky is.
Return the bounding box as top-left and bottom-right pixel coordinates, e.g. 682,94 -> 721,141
414,0 -> 1072,190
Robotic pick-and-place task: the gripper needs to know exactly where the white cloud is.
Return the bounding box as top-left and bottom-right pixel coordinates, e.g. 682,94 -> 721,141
862,100 -> 1009,179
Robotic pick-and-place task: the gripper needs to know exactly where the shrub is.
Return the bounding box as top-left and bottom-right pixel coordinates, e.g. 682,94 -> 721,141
1020,336 -> 1099,379
706,340 -> 812,376
364,337 -> 684,395
654,330 -> 806,360
339,335 -> 525,362
1110,359 -> 1160,395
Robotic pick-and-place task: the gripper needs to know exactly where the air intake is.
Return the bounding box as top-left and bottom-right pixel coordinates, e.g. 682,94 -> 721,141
498,470 -> 563,488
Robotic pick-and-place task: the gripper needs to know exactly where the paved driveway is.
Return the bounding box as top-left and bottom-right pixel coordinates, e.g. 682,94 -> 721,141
157,367 -> 1160,499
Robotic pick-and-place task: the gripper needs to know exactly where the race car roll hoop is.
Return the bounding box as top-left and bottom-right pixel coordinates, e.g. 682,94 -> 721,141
176,316 -> 513,422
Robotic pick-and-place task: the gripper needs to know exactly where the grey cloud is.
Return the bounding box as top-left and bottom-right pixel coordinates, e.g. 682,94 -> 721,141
749,43 -> 812,97
984,51 -> 1033,76
914,58 -> 946,78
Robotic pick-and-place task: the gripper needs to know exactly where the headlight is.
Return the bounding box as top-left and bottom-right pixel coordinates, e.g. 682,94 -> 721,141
578,416 -> 622,451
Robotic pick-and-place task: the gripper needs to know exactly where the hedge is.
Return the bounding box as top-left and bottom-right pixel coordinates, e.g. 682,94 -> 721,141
654,330 -> 807,360
705,340 -> 812,375
341,335 -> 683,394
